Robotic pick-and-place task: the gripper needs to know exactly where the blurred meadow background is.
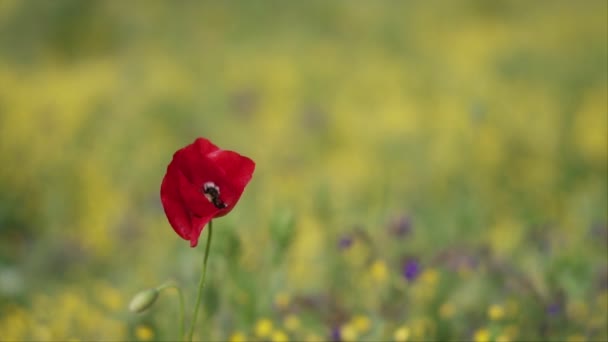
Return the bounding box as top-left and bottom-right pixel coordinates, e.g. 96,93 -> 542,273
0,1 -> 607,341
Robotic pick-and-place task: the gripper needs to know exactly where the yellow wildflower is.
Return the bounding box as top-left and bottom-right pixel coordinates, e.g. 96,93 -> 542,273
488,304 -> 505,321
496,334 -> 510,342
473,328 -> 490,342
271,330 -> 289,342
340,323 -> 358,342
439,303 -> 455,319
393,326 -> 410,342
567,335 -> 586,342
305,334 -> 323,342
370,260 -> 388,282
135,325 -> 154,341
274,292 -> 291,310
229,331 -> 246,342
255,318 -> 273,338
421,269 -> 439,286
284,314 -> 300,332
352,315 -> 371,333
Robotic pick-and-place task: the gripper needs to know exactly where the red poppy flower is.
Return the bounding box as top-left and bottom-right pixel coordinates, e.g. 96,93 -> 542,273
161,137 -> 255,247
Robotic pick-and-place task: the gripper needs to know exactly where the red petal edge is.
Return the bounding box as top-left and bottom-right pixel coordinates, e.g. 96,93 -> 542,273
160,163 -> 192,241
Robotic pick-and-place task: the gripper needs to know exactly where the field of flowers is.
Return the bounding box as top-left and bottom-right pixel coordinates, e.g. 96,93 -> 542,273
0,1 -> 606,341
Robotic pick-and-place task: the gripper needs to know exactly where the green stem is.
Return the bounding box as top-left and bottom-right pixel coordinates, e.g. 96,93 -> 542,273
187,220 -> 214,341
157,280 -> 185,340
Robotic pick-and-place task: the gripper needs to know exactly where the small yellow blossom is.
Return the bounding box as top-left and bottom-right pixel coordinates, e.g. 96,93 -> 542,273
439,303 -> 455,319
274,292 -> 291,310
229,331 -> 246,342
504,325 -> 518,340
393,326 -> 410,342
271,330 -> 289,342
411,318 -> 432,338
352,315 -> 371,333
370,260 -> 388,282
567,335 -> 586,342
473,328 -> 490,342
496,334 -> 510,342
255,318 -> 274,338
31,325 -> 52,341
488,304 -> 505,320
567,301 -> 588,321
305,334 -> 323,342
97,283 -> 123,311
340,323 -> 358,342
284,314 -> 300,332
421,269 -> 439,286
135,325 -> 154,341
597,291 -> 608,311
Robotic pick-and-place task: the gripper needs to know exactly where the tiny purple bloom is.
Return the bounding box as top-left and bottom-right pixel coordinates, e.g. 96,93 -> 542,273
389,215 -> 412,237
403,259 -> 421,282
338,235 -> 353,250
546,302 -> 561,316
330,326 -> 341,342
590,222 -> 608,245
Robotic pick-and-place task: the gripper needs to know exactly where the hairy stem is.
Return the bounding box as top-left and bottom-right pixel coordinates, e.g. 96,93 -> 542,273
187,221 -> 214,341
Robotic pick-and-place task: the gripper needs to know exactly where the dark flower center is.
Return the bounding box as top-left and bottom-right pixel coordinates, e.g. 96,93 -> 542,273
202,182 -> 227,209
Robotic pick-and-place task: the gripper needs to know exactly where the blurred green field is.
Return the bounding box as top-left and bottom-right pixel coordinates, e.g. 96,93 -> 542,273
0,1 -> 606,341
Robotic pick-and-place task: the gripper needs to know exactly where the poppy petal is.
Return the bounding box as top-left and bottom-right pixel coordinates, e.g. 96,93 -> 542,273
177,169 -> 220,218
207,150 -> 256,192
194,137 -> 220,156
173,146 -> 229,190
160,164 -> 192,241
189,213 -> 216,247
206,150 -> 255,216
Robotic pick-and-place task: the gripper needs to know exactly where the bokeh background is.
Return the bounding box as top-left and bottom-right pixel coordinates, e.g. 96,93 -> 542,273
0,1 -> 606,341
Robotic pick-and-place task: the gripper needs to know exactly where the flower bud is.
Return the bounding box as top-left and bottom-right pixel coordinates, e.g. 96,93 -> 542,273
128,288 -> 159,313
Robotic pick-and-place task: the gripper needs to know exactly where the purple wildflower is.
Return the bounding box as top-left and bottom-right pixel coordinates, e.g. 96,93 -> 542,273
590,222 -> 608,245
546,302 -> 561,316
330,326 -> 341,342
403,259 -> 421,282
338,235 -> 354,250
389,215 -> 412,237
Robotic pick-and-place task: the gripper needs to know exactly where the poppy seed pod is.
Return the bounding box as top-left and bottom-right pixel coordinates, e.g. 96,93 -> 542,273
128,288 -> 159,313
